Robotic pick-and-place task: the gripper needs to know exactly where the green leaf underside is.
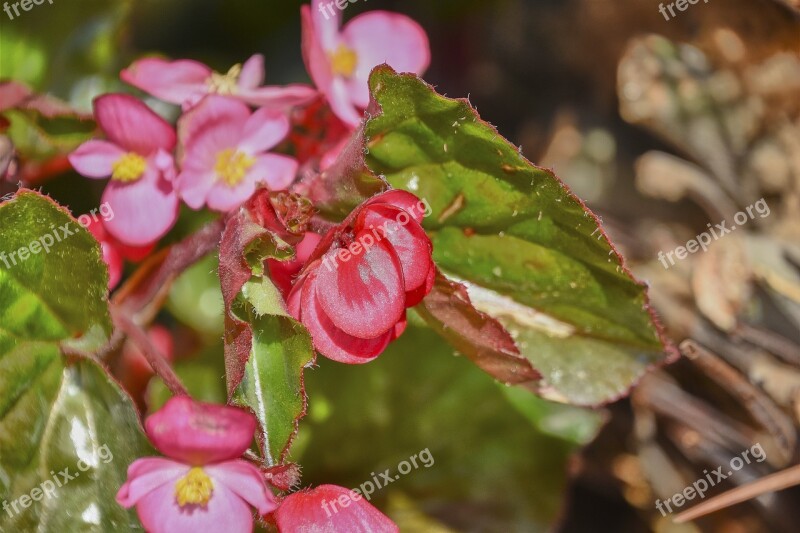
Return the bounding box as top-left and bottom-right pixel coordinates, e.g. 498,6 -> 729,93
231,278 -> 315,465
0,191 -> 149,531
364,67 -> 669,405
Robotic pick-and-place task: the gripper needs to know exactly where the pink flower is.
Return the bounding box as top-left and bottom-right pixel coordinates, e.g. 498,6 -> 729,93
69,94 -> 179,246
121,54 -> 318,111
117,396 -> 277,533
273,484 -> 398,533
301,0 -> 430,126
288,190 -> 434,364
176,95 -> 298,212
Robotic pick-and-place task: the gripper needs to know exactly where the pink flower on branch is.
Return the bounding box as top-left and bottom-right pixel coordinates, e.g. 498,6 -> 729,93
121,54 -> 318,111
288,190 -> 434,364
116,396 -> 277,533
69,94 -> 179,246
273,484 -> 398,533
301,0 -> 430,126
176,95 -> 298,212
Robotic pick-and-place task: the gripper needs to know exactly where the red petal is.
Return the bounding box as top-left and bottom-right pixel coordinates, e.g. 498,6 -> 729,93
355,204 -> 432,293
365,189 -> 429,223
405,261 -> 436,307
315,240 -> 405,339
301,270 -> 391,364
144,396 -> 256,465
274,485 -> 398,533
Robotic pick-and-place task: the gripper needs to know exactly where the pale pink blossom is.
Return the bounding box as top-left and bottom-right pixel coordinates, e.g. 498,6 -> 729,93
121,54 -> 317,111
69,94 -> 179,246
301,0 -> 430,126
175,95 -> 298,212
116,396 -> 277,533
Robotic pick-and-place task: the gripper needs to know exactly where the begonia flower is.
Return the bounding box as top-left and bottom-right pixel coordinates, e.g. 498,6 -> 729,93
273,484 -> 398,533
301,0 -> 430,126
121,54 -> 317,111
69,94 -> 179,246
288,190 -> 434,364
116,396 -> 277,533
268,231 -> 322,297
176,95 -> 298,212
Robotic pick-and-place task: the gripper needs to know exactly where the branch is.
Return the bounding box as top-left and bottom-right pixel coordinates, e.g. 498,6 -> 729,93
112,307 -> 188,397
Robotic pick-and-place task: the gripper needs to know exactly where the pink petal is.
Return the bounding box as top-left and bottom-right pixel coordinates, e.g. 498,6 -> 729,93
355,205 -> 432,293
116,457 -> 188,508
315,239 -> 405,338
144,395 -> 257,465
102,165 -> 179,246
328,76 -> 363,127
135,473 -> 254,533
176,169 -> 217,210
300,271 -> 392,364
94,94 -> 177,155
239,108 -> 290,153
237,84 -> 318,110
311,0 -> 342,50
68,140 -> 125,178
206,460 -> 277,515
249,154 -> 298,191
343,12 -> 431,108
238,54 -> 265,90
301,5 -> 334,94
177,95 -> 250,168
121,57 -> 211,106
206,180 -> 258,212
274,484 -> 399,533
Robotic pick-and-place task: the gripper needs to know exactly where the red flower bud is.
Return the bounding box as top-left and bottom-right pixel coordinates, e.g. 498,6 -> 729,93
274,485 -> 398,533
288,190 -> 433,363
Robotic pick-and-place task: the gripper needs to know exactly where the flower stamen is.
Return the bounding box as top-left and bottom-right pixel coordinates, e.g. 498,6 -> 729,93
111,153 -> 147,182
207,64 -> 242,95
175,467 -> 214,507
330,45 -> 358,78
214,148 -> 255,187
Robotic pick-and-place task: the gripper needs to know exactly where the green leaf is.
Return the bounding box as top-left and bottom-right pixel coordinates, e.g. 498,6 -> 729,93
231,278 -> 315,465
364,67 -> 673,405
299,324 -> 581,531
0,190 -> 150,531
219,190 -> 315,466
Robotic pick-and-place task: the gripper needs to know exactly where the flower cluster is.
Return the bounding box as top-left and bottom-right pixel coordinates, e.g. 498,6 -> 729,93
69,0 -> 429,252
287,190 -> 435,364
101,3 -> 434,531
118,396 -> 398,533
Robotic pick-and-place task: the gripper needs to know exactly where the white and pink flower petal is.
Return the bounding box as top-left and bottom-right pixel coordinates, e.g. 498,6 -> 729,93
68,140 -> 125,178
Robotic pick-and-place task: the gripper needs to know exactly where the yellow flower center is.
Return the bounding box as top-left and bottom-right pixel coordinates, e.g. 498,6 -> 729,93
175,467 -> 214,507
111,153 -> 147,182
214,148 -> 255,187
207,63 -> 242,95
330,45 -> 358,78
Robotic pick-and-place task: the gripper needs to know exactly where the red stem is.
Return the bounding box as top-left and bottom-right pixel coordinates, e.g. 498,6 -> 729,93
112,307 -> 188,397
